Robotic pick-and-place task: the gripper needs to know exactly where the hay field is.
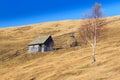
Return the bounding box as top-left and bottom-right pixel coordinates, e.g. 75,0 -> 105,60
0,16 -> 120,80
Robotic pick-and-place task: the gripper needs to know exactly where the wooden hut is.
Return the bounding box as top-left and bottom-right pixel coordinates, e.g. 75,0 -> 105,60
28,35 -> 54,53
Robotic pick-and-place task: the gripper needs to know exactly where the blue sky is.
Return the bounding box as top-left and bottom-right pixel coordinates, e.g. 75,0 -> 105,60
0,0 -> 120,28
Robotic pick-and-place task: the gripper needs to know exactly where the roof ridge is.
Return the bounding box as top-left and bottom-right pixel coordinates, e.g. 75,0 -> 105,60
28,35 -> 51,45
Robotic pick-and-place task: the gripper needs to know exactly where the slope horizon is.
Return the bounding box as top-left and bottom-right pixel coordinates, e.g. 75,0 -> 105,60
0,15 -> 120,29
0,0 -> 120,28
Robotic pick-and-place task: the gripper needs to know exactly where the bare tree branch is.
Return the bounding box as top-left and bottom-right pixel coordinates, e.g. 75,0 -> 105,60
78,3 -> 106,63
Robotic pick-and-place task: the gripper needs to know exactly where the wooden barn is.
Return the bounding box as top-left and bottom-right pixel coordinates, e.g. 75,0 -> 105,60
28,35 -> 54,53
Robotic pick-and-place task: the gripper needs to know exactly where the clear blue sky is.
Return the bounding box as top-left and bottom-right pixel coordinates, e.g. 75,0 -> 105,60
0,0 -> 120,28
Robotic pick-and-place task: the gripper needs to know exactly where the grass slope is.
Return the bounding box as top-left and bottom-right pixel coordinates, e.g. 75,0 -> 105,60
0,16 -> 120,80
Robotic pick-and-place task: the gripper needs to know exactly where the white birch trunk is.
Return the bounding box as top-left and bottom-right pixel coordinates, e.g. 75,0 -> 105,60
92,43 -> 96,63
92,19 -> 97,63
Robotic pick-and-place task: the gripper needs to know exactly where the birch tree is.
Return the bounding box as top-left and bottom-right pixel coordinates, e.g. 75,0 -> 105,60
79,3 -> 105,63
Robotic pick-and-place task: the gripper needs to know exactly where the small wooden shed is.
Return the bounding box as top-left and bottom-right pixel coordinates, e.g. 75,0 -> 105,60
67,33 -> 78,47
28,35 -> 54,53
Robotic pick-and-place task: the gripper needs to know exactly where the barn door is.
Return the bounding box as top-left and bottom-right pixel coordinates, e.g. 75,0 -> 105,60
41,44 -> 45,52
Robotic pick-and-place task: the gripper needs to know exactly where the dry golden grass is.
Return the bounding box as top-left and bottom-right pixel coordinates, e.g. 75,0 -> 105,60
0,16 -> 120,80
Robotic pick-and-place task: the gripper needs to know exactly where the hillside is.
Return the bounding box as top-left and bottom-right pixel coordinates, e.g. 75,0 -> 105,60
0,16 -> 120,80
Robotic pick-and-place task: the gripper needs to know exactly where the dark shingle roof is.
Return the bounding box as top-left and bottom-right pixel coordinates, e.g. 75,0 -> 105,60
28,35 -> 50,45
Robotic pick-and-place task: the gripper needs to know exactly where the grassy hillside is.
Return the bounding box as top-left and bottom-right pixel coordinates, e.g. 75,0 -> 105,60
0,16 -> 120,80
